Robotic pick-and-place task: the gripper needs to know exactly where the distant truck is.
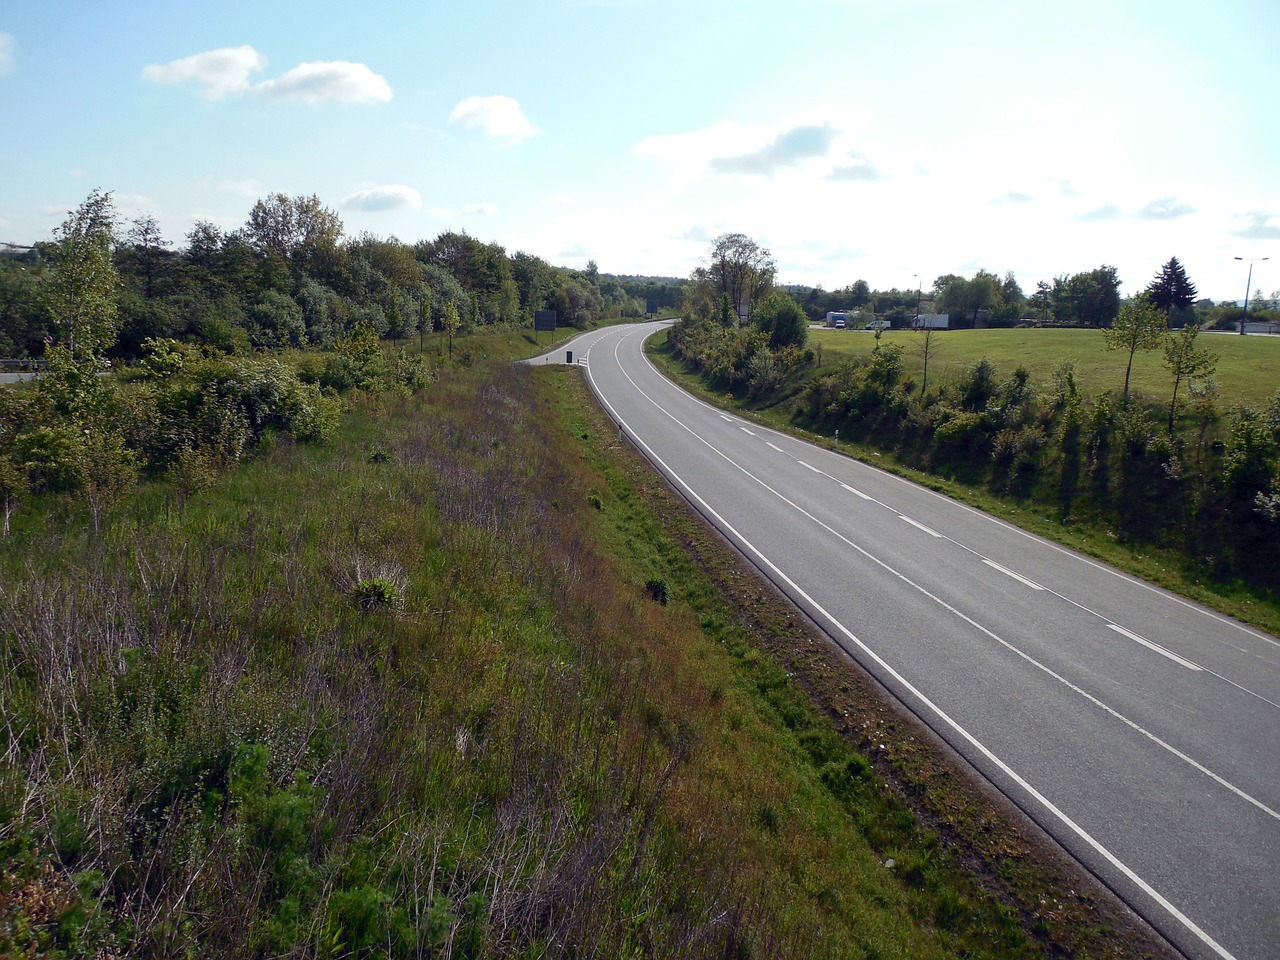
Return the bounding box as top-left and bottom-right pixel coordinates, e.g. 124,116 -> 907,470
825,311 -> 852,328
912,313 -> 950,330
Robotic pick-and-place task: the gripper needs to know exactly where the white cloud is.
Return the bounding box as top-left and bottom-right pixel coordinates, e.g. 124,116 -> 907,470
636,109 -> 875,186
709,124 -> 837,176
1075,202 -> 1124,222
219,178 -> 262,198
993,191 -> 1034,205
1136,196 -> 1195,220
1233,211 -> 1280,240
343,185 -> 422,212
144,47 -> 390,106
0,32 -> 15,76
254,60 -> 391,105
449,96 -> 540,144
143,45 -> 265,100
463,202 -> 498,215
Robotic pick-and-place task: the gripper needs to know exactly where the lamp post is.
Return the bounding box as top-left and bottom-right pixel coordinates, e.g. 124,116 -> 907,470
1234,256 -> 1269,336
912,274 -> 923,329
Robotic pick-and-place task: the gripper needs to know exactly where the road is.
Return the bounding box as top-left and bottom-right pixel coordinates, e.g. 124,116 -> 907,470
531,322 -> 1280,960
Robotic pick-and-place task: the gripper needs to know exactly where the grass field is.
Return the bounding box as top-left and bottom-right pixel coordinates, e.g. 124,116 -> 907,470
809,327 -> 1280,409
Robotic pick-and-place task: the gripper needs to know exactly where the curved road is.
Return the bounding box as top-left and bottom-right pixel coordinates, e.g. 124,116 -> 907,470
532,322 -> 1280,960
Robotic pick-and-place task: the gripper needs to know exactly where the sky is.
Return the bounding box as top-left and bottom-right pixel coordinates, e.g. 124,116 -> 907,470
1,0 -> 1277,301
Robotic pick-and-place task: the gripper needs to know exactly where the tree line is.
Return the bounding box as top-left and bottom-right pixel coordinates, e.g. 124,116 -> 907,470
0,190 -> 651,361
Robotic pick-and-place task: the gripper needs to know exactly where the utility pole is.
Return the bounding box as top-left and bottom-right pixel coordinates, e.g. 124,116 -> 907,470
1234,256 -> 1269,336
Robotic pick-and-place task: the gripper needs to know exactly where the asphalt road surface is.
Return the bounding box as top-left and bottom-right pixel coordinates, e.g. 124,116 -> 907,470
531,322 -> 1280,960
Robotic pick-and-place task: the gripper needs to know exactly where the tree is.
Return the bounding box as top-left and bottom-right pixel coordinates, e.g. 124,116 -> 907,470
751,291 -> 808,350
1163,325 -> 1216,433
125,213 -> 170,300
41,189 -> 120,359
1031,281 -> 1053,323
440,300 -> 461,358
1145,257 -> 1198,315
245,193 -> 344,266
694,233 -> 776,321
937,271 -> 1003,327
1104,293 -> 1166,401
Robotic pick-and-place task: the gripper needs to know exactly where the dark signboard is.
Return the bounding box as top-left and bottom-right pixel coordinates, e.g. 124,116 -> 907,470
534,310 -> 557,332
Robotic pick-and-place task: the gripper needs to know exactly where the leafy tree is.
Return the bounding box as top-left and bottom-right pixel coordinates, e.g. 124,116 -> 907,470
245,193 -> 344,265
752,292 -> 808,350
690,233 -> 775,321
1163,325 -> 1216,433
1031,281 -> 1053,323
440,300 -> 461,358
937,271 -> 1003,327
41,189 -> 121,359
1104,293 -> 1166,401
1145,257 -> 1198,315
124,212 -> 171,300
1050,267 -> 1121,327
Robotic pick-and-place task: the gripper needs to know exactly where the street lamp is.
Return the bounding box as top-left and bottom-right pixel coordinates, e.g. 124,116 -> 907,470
912,274 -> 923,328
1234,256 -> 1269,336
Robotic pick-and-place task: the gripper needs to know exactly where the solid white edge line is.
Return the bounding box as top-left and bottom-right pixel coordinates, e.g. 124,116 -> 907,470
1107,624 -> 1204,672
586,326 -> 1240,960
983,558 -> 1046,591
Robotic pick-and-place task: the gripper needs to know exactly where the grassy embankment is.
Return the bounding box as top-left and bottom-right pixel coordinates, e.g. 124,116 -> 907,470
651,326 -> 1280,637
0,326 -> 1177,958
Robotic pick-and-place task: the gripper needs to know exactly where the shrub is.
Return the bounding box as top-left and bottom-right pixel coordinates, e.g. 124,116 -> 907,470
352,577 -> 404,611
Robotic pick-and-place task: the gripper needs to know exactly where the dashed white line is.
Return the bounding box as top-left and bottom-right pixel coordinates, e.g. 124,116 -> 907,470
841,482 -> 874,500
983,559 -> 1045,591
798,461 -> 823,474
766,442 -> 784,452
1108,624 -> 1203,672
900,515 -> 941,538
740,426 -> 756,436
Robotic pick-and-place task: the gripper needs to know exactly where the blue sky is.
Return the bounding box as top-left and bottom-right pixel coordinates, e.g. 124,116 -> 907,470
1,0 -> 1277,300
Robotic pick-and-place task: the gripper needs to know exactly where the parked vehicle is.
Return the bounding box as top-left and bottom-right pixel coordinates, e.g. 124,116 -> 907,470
865,319 -> 892,331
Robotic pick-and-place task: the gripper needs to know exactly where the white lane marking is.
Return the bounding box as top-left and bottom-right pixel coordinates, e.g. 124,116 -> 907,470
1108,625 -> 1203,672
645,332 -> 1277,656
628,329 -> 1280,709
798,461 -> 822,474
983,559 -> 1045,591
766,442 -> 784,452
841,483 -> 874,501
740,427 -> 756,436
720,414 -> 733,422
900,516 -> 941,538
589,330 -> 1243,960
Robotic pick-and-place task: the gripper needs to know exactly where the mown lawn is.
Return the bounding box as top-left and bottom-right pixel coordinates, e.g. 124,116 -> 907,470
809,327 -> 1280,409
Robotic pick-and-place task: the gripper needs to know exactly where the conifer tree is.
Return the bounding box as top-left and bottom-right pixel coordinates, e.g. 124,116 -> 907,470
1145,257 -> 1198,314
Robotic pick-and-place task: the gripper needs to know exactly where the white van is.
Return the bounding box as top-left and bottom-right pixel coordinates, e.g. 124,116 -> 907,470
865,319 -> 892,331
